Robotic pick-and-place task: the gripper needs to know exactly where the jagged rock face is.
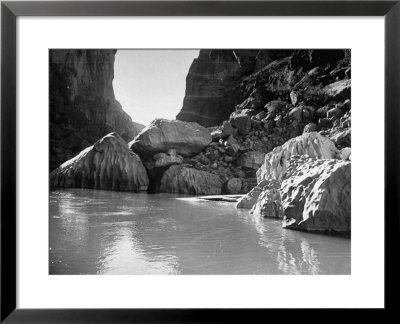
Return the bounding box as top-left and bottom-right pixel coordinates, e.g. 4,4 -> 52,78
236,179 -> 280,210
50,49 -> 144,171
176,50 -> 248,127
251,187 -> 282,218
130,119 -> 212,158
323,79 -> 351,101
256,132 -> 339,183
50,133 -> 149,192
176,49 -> 351,196
156,165 -> 222,195
281,157 -> 351,233
235,186 -> 263,209
176,50 -> 295,127
250,155 -> 351,233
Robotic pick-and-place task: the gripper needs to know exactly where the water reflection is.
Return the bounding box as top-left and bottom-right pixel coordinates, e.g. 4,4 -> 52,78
49,189 -> 350,275
235,208 -> 350,274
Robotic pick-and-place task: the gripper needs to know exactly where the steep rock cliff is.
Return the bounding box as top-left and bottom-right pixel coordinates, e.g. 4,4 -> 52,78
50,49 -> 144,171
176,50 -> 293,127
174,49 -> 350,200
177,49 -> 349,129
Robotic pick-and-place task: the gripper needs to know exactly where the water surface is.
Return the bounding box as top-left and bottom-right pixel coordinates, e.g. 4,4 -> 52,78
49,189 -> 350,275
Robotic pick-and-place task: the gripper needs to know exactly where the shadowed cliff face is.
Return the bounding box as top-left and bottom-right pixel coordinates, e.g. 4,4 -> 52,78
50,49 -> 144,171
176,49 -> 294,127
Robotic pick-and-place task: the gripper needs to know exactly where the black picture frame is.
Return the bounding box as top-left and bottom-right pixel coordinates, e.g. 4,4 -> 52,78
1,0 -> 399,322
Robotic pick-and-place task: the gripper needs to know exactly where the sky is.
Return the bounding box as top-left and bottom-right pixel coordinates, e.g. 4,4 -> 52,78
113,49 -> 200,127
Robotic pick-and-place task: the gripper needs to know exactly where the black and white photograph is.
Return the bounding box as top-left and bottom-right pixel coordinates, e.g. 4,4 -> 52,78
49,49 -> 351,275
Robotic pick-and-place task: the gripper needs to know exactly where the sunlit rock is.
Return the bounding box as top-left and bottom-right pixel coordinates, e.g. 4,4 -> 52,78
281,157 -> 351,233
237,179 -> 280,210
323,79 -> 351,101
50,132 -> 149,192
338,147 -> 351,161
256,132 -> 338,183
251,188 -> 283,218
236,186 -> 263,209
130,119 -> 212,158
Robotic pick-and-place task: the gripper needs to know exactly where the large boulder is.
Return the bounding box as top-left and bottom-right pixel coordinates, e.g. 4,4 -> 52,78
330,128 -> 351,149
249,156 -> 351,233
229,109 -> 257,135
323,79 -> 351,101
221,120 -> 235,137
130,119 -> 212,158
157,165 -> 223,195
225,178 -> 242,194
50,132 -> 149,192
281,156 -> 351,233
256,132 -> 339,183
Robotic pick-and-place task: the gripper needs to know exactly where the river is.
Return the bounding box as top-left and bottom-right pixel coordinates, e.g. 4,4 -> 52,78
49,189 -> 350,275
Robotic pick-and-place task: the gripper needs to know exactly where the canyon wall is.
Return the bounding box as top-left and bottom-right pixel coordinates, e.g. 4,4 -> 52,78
50,49 -> 143,171
176,49 -> 293,127
51,48 -> 351,234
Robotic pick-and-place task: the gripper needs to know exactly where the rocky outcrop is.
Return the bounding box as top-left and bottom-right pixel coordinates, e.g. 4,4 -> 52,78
235,186 -> 263,209
323,79 -> 351,101
248,155 -> 351,233
50,133 -> 149,192
49,49 -> 351,212
236,179 -> 280,209
251,186 -> 282,218
130,119 -> 212,158
234,130 -> 351,233
156,165 -> 223,195
176,50 -> 295,127
236,131 -> 351,231
281,156 -> 351,233
256,132 -> 339,183
50,49 -> 144,171
178,49 -> 351,196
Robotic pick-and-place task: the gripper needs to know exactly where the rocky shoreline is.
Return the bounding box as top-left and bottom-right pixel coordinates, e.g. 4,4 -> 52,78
50,49 -> 351,235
